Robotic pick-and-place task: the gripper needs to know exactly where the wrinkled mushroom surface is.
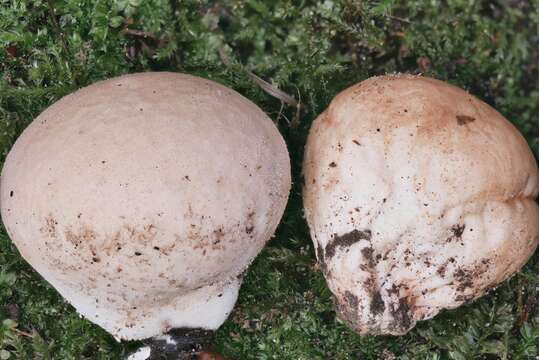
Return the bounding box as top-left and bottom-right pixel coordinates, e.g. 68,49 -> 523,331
303,74 -> 539,335
1,72 -> 291,340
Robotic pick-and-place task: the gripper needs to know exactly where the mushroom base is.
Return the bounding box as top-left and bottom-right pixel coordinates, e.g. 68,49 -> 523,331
51,276 -> 241,340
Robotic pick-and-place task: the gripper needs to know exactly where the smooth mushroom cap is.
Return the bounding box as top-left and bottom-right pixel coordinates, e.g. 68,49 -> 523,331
0,72 -> 291,340
303,74 -> 539,335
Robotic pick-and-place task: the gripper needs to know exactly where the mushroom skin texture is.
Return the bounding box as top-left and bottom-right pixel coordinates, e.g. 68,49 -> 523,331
303,74 -> 539,335
0,72 -> 291,340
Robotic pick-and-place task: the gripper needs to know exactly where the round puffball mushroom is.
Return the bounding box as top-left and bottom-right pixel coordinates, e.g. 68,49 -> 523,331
303,74 -> 539,335
0,72 -> 291,343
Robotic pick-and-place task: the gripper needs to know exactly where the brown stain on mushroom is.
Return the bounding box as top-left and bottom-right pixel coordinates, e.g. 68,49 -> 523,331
437,263 -> 447,277
322,177 -> 339,192
453,258 -> 491,297
329,229 -> 392,327
244,211 -> 256,238
382,284 -> 415,333
189,225 -> 227,251
370,290 -> 385,315
446,224 -> 465,243
456,115 -> 475,125
359,244 -> 386,318
325,229 -> 372,259
212,227 -> 225,247
64,225 -> 97,248
316,242 -> 330,276
40,214 -> 58,238
451,224 -> 466,238
334,291 -> 362,331
320,111 -> 334,125
389,296 -> 413,332
123,223 -> 158,246
99,224 -> 159,255
184,209 -> 258,253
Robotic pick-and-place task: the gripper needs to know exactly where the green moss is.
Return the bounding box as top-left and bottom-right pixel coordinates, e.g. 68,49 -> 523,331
1,0 -> 538,359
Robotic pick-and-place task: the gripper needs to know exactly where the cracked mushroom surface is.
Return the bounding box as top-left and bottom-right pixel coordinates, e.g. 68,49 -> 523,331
303,74 -> 539,335
0,72 -> 291,340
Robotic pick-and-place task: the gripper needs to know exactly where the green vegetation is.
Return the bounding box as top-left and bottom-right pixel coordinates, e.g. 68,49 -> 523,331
1,0 -> 538,358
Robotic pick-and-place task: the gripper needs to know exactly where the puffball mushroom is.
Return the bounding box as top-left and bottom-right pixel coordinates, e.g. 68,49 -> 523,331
303,74 -> 539,335
0,72 -> 291,343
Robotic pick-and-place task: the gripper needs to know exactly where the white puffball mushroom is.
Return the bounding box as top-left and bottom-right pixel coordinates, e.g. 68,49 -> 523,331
0,72 -> 291,341
303,74 -> 539,335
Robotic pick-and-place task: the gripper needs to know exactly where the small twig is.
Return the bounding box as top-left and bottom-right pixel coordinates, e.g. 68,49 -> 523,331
247,72 -> 300,108
290,85 -> 302,128
46,0 -> 69,52
218,47 -> 232,67
140,41 -> 156,57
276,102 -> 287,125
279,110 -> 292,126
46,0 -> 60,30
123,29 -> 159,41
12,328 -> 33,338
387,14 -> 411,24
218,47 -> 307,125
516,277 -> 526,327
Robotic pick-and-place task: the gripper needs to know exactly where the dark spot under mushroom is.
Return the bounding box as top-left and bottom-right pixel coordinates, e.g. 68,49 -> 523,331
329,162 -> 337,168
